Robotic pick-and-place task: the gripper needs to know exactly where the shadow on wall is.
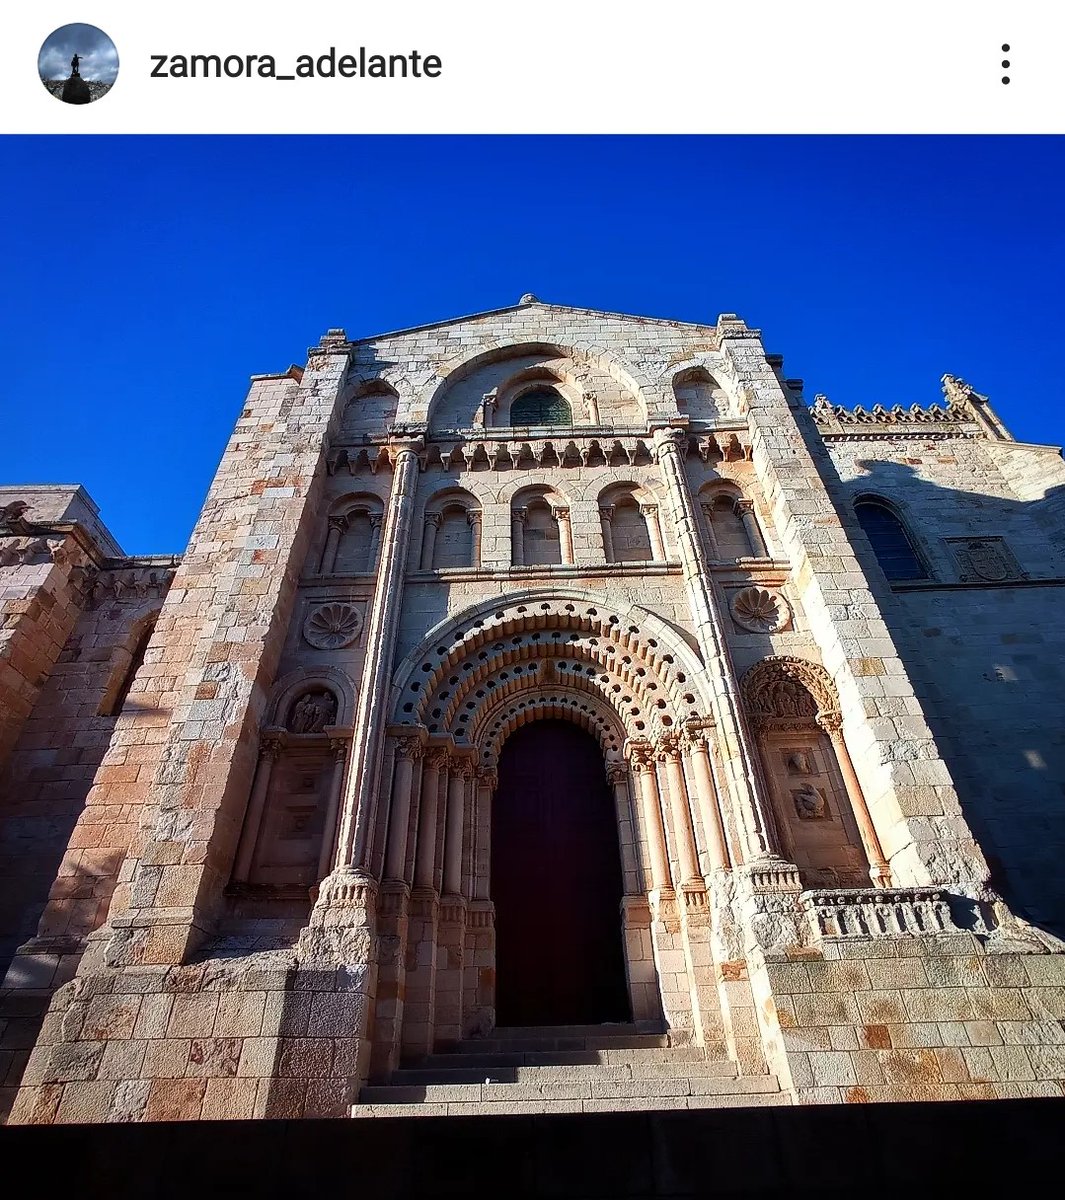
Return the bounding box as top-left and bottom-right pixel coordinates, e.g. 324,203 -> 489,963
802,430 -> 1065,938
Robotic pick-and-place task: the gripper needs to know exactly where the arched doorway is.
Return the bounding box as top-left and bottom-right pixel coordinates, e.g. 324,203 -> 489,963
492,719 -> 630,1026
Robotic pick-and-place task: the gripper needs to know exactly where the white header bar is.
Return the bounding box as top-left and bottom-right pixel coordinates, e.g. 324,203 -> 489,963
3,1 -> 1061,134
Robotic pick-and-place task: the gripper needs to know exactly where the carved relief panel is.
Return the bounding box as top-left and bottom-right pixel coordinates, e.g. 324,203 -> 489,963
763,733 -> 866,888
247,749 -> 334,888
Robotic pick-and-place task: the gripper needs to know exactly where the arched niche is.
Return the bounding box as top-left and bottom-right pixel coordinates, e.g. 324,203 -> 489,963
510,485 -> 571,566
671,366 -> 729,420
697,483 -> 767,560
597,482 -> 664,563
421,487 -> 482,570
320,494 -> 385,575
342,379 -> 400,436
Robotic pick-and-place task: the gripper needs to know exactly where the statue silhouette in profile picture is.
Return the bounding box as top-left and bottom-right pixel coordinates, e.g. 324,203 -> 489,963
39,23 -> 119,105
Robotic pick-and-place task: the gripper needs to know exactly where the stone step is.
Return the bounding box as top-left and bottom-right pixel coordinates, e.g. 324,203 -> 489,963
435,1032 -> 671,1055
488,1023 -> 646,1040
360,1074 -> 780,1107
391,1058 -> 738,1087
353,1079 -> 787,1118
408,1044 -> 713,1071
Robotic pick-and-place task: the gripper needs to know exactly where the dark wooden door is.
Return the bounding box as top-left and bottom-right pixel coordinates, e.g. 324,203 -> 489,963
492,720 -> 630,1026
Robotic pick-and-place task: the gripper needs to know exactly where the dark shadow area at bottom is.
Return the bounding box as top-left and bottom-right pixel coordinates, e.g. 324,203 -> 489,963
2,1097 -> 1062,1198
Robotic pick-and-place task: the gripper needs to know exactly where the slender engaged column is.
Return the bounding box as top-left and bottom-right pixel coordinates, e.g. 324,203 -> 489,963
652,427 -> 779,860
415,747 -> 448,890
368,514 -> 384,570
657,734 -> 701,885
682,720 -> 730,872
443,760 -> 468,896
641,503 -> 666,562
735,498 -> 767,557
467,510 -> 482,567
700,503 -> 720,560
607,761 -> 640,889
599,505 -> 615,562
556,506 -> 574,564
628,740 -> 672,891
384,732 -> 425,881
331,440 -> 422,881
473,766 -> 496,900
822,718 -> 892,886
420,512 -> 441,571
317,736 -> 350,881
319,515 -> 347,575
233,736 -> 282,882
511,508 -> 526,567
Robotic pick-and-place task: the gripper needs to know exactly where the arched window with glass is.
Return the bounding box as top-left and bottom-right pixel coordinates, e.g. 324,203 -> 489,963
509,387 -> 572,427
853,498 -> 928,581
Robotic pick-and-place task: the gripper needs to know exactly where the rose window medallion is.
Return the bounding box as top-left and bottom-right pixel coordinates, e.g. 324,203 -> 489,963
303,602 -> 363,649
731,586 -> 791,634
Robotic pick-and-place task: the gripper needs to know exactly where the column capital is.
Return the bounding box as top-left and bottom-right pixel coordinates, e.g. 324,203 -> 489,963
733,497 -> 756,516
625,738 -> 656,772
651,425 -> 688,457
394,734 -> 426,762
513,506 -> 528,525
681,716 -> 716,750
467,509 -> 482,529
655,732 -> 683,763
327,734 -> 350,760
605,761 -> 629,786
261,734 -> 285,761
639,501 -> 659,517
424,511 -> 443,529
387,437 -> 425,465
425,745 -> 451,771
554,506 -> 571,522
476,765 -> 498,790
327,513 -> 350,533
599,504 -> 615,521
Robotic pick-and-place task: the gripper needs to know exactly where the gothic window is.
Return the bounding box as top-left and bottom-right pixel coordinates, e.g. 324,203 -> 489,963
98,618 -> 156,717
510,387 -> 572,427
854,499 -> 927,581
521,500 -> 562,565
433,506 -> 475,569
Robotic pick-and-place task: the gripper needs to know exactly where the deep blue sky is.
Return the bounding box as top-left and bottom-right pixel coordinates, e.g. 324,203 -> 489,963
2,135 -> 1063,555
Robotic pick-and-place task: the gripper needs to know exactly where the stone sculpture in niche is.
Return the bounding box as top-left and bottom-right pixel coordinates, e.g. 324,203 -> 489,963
303,601 -> 363,649
288,690 -> 337,734
793,784 -> 827,820
786,749 -> 814,775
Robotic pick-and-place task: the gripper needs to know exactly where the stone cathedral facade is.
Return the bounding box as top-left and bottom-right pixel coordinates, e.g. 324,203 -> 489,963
3,296 -> 1065,1125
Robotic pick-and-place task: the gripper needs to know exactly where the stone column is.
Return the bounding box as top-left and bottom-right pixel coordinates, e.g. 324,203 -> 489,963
555,506 -> 574,565
599,505 -> 615,562
317,734 -> 350,882
232,735 -> 283,883
821,715 -> 893,887
700,503 -> 720,560
420,512 -> 441,571
319,515 -> 347,575
627,740 -> 672,892
463,764 -> 497,1037
368,514 -> 384,571
641,503 -> 667,562
657,734 -> 701,885
652,426 -> 780,862
735,498 -> 767,557
324,439 -> 422,899
443,760 -> 467,898
467,510 -> 482,567
682,720 -> 730,873
511,508 -> 526,567
384,730 -> 425,882
414,747 -> 448,890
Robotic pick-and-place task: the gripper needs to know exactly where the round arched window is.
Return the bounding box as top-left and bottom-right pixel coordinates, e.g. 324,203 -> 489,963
510,388 -> 572,427
854,499 -> 928,581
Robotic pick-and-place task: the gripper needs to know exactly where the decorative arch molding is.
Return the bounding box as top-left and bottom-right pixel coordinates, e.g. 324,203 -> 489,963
268,666 -> 357,729
740,656 -> 842,734
472,683 -> 629,768
389,590 -> 712,750
420,339 -> 659,428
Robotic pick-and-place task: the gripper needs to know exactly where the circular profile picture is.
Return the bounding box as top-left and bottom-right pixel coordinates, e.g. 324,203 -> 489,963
38,23 -> 118,105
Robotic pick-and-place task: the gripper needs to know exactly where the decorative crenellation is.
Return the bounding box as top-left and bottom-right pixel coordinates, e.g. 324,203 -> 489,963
801,886 -> 958,939
86,565 -> 175,606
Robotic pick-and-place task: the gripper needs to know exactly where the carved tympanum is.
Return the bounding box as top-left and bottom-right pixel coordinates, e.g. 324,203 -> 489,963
288,690 -> 337,734
741,656 -> 841,733
304,602 -> 363,649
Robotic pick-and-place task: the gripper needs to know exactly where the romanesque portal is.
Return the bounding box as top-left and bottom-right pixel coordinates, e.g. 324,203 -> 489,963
3,297 -> 1065,1124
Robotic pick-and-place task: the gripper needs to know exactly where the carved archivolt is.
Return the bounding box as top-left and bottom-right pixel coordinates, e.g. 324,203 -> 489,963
389,591 -> 713,753
741,656 -> 842,733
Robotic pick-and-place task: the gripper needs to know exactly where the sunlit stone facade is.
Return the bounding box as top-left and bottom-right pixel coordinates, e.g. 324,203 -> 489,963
3,297 -> 1065,1123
